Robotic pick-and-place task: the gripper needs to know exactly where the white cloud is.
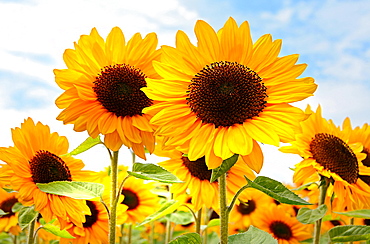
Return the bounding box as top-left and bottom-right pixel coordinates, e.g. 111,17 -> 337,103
0,0 -> 199,172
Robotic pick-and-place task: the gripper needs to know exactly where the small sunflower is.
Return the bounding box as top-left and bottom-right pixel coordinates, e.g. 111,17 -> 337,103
0,188 -> 20,235
253,204 -> 312,244
143,17 -> 317,169
118,176 -> 160,224
155,142 -> 256,212
99,166 -> 159,225
59,200 -> 109,244
229,188 -> 274,229
55,27 -> 161,158
0,118 -> 92,226
280,105 -> 370,212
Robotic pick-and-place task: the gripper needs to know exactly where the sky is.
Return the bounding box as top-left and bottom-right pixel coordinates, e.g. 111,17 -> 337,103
0,0 -> 369,183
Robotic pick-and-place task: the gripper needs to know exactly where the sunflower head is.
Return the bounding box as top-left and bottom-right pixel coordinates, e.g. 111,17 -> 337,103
253,204 -> 312,243
280,105 -> 370,212
55,27 -> 161,158
143,17 -> 316,169
0,118 -> 92,226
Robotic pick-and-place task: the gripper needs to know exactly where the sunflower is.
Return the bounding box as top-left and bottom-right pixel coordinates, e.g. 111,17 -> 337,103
0,118 -> 93,226
280,105 -> 370,212
142,17 -> 316,170
118,176 -> 160,224
55,27 -> 161,158
98,165 -> 159,225
253,204 -> 312,244
59,200 -> 109,244
0,188 -> 20,235
229,188 -> 274,229
155,141 -> 256,211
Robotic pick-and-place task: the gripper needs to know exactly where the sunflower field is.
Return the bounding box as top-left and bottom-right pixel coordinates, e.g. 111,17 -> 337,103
1,17 -> 370,244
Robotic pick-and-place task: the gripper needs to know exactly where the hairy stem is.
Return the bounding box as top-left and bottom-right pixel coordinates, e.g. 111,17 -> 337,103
313,176 -> 330,244
109,151 -> 119,244
219,173 -> 228,244
196,208 -> 202,235
27,218 -> 36,244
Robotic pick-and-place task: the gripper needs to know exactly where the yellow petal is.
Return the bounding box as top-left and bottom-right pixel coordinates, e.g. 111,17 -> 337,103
227,124 -> 253,155
194,20 -> 220,62
241,140 -> 264,173
243,120 -> 280,146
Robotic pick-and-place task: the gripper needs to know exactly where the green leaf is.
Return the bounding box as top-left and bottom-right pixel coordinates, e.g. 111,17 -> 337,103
168,233 -> 201,244
36,181 -> 104,200
210,154 -> 239,183
329,225 -> 370,242
11,202 -> 23,213
245,176 -> 312,205
138,200 -> 181,226
207,218 -> 220,228
334,209 -> 370,219
291,181 -> 318,191
128,163 -> 183,184
18,206 -> 38,230
66,136 -> 102,156
169,211 -> 194,225
41,224 -> 75,239
297,205 -> 327,224
0,209 -> 7,216
228,225 -> 277,244
322,214 -> 341,222
200,218 -> 220,232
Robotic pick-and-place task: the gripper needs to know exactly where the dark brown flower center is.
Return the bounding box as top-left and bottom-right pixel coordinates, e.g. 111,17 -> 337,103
0,196 -> 18,217
309,133 -> 358,184
330,220 -> 343,226
187,61 -> 267,128
29,150 -> 72,184
361,148 -> 370,167
359,175 -> 370,185
364,219 -> 370,225
209,210 -> 220,220
121,189 -> 139,210
181,156 -> 213,181
93,64 -> 152,117
237,200 -> 256,215
269,221 -> 293,240
83,200 -> 99,228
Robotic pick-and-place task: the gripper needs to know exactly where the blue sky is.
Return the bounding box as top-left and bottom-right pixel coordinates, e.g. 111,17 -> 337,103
0,0 -> 369,182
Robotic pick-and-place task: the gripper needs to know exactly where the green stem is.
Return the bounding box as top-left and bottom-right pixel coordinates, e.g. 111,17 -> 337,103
196,208 -> 202,235
27,218 -> 36,244
313,176 -> 330,244
203,208 -> 211,244
219,173 -> 228,244
127,224 -> 132,244
119,224 -> 124,244
109,151 -> 119,244
182,203 -> 198,222
227,184 -> 249,214
349,218 -> 354,244
131,150 -> 136,167
165,218 -> 172,244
